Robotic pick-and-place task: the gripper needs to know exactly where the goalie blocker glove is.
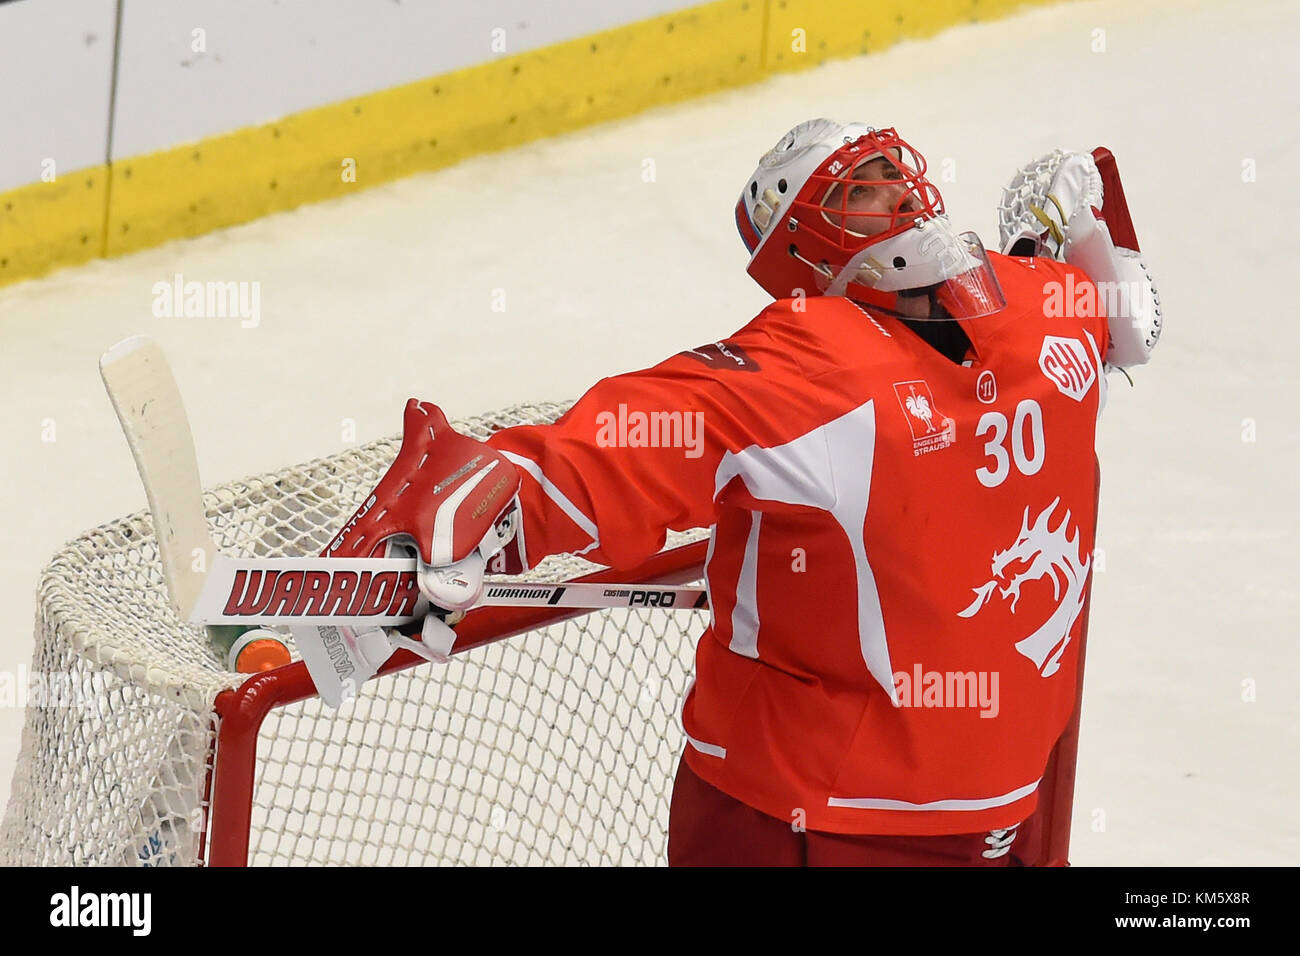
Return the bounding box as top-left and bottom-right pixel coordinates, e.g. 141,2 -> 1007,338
326,398 -> 524,664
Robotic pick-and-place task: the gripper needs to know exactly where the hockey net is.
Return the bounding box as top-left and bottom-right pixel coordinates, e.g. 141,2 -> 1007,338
0,401 -> 708,866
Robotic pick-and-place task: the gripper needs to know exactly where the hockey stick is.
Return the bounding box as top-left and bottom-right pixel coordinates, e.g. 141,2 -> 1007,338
100,336 -> 708,702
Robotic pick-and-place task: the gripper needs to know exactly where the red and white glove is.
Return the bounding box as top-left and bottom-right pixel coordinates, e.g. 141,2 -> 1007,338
326,399 -> 524,661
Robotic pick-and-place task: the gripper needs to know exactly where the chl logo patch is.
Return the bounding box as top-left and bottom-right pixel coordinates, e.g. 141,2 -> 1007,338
1038,336 -> 1096,402
893,380 -> 955,457
680,341 -> 761,372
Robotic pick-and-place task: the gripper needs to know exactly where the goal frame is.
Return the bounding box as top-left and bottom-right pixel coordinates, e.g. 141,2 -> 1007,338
203,538 -> 710,866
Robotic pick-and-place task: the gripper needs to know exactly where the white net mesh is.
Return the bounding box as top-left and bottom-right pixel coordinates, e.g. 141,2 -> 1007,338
0,402 -> 706,866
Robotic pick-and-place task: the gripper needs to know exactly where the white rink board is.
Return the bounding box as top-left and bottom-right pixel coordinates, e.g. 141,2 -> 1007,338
110,0 -> 701,159
0,0 -> 117,192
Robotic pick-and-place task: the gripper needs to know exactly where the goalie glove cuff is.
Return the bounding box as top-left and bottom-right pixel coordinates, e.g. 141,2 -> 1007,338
417,490 -> 524,611
1061,207 -> 1163,366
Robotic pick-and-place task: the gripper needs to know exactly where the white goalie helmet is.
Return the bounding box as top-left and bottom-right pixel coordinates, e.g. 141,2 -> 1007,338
735,119 -> 1005,320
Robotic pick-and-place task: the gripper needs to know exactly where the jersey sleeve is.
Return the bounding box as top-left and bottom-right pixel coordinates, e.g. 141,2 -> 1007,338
484,301 -> 817,570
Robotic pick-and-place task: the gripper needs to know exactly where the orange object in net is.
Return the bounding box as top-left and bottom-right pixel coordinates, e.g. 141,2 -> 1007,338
235,639 -> 292,674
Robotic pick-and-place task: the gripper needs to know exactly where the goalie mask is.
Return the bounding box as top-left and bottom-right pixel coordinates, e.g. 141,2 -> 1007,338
736,120 -> 1005,321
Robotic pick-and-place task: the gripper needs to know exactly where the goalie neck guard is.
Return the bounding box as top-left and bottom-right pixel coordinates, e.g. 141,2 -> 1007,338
736,120 -> 1005,322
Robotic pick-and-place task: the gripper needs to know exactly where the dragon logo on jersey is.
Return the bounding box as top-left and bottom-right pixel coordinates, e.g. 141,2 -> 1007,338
957,497 -> 1091,677
1038,336 -> 1096,402
893,380 -> 955,456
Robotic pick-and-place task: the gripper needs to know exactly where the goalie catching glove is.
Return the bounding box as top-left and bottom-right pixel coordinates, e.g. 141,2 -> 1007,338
998,148 -> 1103,261
997,147 -> 1162,368
325,398 -> 524,668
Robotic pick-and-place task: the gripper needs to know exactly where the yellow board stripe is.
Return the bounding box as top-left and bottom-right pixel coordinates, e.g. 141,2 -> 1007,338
0,0 -> 1064,289
0,167 -> 107,282
764,0 -> 1052,70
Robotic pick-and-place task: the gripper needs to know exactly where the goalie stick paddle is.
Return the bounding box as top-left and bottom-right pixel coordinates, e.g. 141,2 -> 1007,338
190,553 -> 709,626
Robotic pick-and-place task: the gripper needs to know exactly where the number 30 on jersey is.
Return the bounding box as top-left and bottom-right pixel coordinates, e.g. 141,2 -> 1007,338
974,399 -> 1044,488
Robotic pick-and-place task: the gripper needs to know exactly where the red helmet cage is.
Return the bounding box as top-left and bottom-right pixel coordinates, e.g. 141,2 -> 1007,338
740,128 -> 948,308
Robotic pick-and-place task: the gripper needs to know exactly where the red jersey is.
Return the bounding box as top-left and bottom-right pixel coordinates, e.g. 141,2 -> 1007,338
486,252 -> 1109,835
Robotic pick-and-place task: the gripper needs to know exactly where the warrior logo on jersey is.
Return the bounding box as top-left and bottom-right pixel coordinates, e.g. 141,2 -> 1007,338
1038,336 -> 1096,402
957,497 -> 1092,677
893,380 -> 955,456
976,370 -> 997,404
680,341 -> 761,372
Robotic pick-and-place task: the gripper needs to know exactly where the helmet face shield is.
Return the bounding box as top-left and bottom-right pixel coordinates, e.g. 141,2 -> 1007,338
929,231 -> 1008,322
823,219 -> 1006,323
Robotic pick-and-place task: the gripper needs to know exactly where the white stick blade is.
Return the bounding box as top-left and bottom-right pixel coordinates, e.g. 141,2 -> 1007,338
100,335 -> 216,620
